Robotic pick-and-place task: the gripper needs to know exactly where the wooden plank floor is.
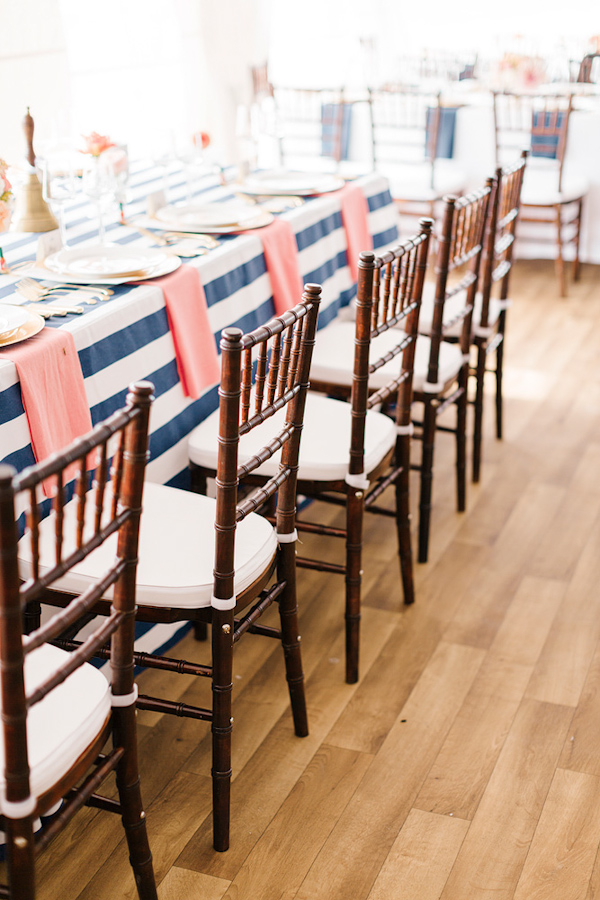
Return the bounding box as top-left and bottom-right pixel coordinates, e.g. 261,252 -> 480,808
37,259 -> 600,899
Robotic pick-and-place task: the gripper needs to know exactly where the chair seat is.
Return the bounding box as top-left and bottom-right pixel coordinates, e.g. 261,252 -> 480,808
189,392 -> 397,483
0,644 -> 110,806
385,160 -> 467,202
18,485 -> 277,610
521,168 -> 588,206
310,320 -> 465,393
418,281 -> 505,337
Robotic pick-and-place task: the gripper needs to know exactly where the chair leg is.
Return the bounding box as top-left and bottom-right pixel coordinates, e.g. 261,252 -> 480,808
418,397 -> 437,564
190,464 -> 208,495
193,621 -> 208,642
114,706 -> 158,900
555,204 -> 567,298
211,607 -> 234,852
345,486 -> 364,683
495,320 -> 505,440
472,340 -> 486,484
456,367 -> 468,513
277,541 -> 309,734
6,817 -> 36,900
395,435 -> 414,604
573,198 -> 583,282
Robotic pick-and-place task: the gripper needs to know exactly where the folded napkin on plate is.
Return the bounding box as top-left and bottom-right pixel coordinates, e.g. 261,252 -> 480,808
2,328 -> 93,497
256,218 -> 303,316
339,183 -> 373,283
143,264 -> 220,399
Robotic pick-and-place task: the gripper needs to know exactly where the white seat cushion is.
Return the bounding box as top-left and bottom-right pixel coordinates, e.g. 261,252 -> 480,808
0,644 -> 110,805
418,281 -> 505,338
384,160 -> 467,202
310,320 -> 464,394
521,167 -> 588,206
189,392 -> 397,483
18,485 -> 277,609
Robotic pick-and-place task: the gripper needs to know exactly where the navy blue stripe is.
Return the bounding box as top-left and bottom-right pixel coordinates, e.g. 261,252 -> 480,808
373,225 -> 399,249
368,189 -> 394,212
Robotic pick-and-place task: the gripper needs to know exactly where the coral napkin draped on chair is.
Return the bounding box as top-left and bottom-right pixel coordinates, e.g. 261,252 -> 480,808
339,183 -> 373,282
256,218 -> 303,315
142,264 -> 220,398
1,327 -> 92,495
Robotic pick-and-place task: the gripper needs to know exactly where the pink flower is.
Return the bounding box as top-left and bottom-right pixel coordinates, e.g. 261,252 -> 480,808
193,131 -> 210,150
0,199 -> 12,233
81,132 -> 116,157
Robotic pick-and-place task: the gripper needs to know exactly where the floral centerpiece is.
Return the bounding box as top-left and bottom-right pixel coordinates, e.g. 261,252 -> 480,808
0,159 -> 13,274
81,132 -> 115,157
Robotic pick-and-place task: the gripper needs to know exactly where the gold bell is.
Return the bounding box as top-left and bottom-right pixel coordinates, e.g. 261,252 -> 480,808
10,108 -> 58,234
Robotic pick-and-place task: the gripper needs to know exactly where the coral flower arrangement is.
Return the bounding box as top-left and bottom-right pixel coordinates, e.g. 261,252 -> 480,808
81,132 -> 116,157
0,159 -> 13,274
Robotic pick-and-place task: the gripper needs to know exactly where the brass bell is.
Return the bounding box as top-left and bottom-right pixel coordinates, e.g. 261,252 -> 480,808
10,108 -> 58,234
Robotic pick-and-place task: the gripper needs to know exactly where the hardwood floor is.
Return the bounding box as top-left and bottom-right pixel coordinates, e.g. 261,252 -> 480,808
37,259 -> 600,899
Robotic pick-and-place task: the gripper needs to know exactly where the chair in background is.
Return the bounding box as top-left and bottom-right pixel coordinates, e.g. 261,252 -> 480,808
368,85 -> 467,222
3,383 -> 156,900
471,152 -> 528,482
492,91 -> 587,296
575,53 -> 600,83
28,290 -> 321,854
273,87 -> 353,173
190,223 -> 432,683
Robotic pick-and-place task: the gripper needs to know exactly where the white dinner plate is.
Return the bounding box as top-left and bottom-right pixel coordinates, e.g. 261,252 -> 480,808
241,170 -> 345,196
29,253 -> 181,285
45,245 -> 170,278
150,208 -> 274,234
0,304 -> 30,337
155,201 -> 260,229
0,306 -> 45,347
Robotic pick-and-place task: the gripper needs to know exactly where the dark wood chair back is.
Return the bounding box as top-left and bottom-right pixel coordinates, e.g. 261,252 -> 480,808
0,382 -> 155,899
576,53 -> 600,83
350,220 -> 433,476
492,91 -> 573,191
213,287 -> 321,608
480,151 -> 528,330
273,87 -> 349,167
426,182 -> 494,386
368,86 -> 443,187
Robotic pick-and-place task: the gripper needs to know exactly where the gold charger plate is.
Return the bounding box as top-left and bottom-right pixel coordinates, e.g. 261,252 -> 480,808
0,310 -> 45,348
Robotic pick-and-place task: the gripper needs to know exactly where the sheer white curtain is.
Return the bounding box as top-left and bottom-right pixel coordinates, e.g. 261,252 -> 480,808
1,0 -> 270,167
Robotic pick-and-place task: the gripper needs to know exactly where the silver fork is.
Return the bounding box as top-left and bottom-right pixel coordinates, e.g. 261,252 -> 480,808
16,277 -> 113,299
15,279 -> 109,305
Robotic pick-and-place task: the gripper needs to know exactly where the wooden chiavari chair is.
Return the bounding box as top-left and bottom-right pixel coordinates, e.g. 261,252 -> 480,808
308,187 -> 492,563
492,91 -> 586,296
2,383 -> 156,900
27,289 -> 321,854
471,151 -> 527,482
273,87 -> 351,172
368,85 -> 466,221
189,224 -> 432,683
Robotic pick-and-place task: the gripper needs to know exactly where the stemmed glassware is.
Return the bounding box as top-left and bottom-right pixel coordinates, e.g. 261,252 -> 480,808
40,149 -> 77,246
81,152 -> 119,244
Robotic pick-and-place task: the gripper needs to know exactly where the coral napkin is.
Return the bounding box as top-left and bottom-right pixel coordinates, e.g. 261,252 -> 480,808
143,264 -> 220,399
339,183 -> 373,283
257,218 -> 303,315
2,327 -> 93,496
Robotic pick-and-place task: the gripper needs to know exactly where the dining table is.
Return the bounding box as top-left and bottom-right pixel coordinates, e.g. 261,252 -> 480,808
0,158 -> 399,656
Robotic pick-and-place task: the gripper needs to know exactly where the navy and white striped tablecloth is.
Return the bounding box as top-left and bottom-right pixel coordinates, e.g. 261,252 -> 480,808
0,161 -> 399,656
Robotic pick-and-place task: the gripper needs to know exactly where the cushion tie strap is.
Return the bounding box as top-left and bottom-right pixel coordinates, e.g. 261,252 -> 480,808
211,595 -> 236,611
345,472 -> 370,490
111,684 -> 139,708
2,794 -> 37,819
277,530 -> 298,544
396,423 -> 414,436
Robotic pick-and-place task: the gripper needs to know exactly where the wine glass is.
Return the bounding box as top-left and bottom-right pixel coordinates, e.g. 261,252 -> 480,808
81,153 -> 119,244
40,150 -> 77,246
103,144 -> 129,221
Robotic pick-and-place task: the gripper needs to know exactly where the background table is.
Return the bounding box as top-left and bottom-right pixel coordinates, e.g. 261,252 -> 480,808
0,162 -> 399,655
